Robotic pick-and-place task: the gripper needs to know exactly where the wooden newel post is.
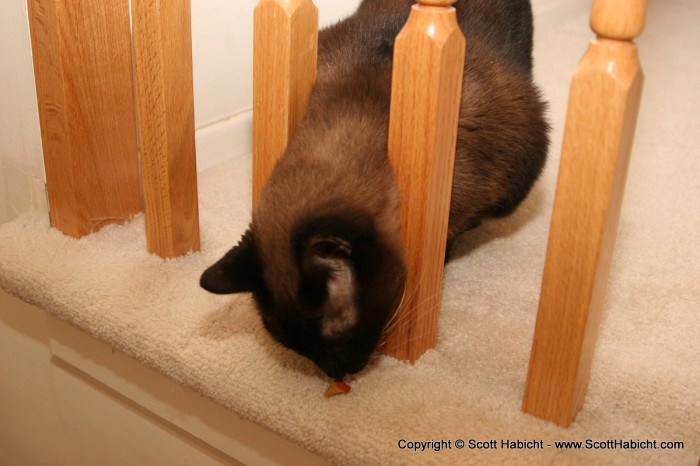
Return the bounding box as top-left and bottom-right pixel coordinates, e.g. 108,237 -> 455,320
253,0 -> 318,207
382,0 -> 466,362
523,0 -> 646,427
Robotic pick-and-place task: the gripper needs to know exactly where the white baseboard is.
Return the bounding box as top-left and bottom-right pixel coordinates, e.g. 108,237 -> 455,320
195,110 -> 253,173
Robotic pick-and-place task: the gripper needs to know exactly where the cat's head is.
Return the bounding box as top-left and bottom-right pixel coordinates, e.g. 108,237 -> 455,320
200,212 -> 405,379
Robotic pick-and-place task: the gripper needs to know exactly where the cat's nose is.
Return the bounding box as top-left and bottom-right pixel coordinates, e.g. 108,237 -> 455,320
338,356 -> 369,377
321,364 -> 345,380
317,356 -> 345,379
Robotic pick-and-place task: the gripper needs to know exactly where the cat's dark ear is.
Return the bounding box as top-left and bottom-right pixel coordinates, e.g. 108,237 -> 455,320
308,236 -> 352,260
200,229 -> 263,294
301,235 -> 353,283
301,236 -> 358,338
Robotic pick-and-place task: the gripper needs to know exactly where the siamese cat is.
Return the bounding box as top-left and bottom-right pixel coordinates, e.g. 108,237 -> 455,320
200,0 -> 549,379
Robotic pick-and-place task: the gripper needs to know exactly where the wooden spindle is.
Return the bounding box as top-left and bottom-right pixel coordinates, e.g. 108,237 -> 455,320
28,0 -> 141,237
523,0 -> 647,427
252,0 -> 318,207
382,0 -> 466,362
132,0 -> 201,258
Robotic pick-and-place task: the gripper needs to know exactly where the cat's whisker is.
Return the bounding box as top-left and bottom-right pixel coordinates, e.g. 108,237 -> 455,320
372,317 -> 444,363
381,285 -> 407,334
383,268 -> 426,327
380,265 -> 438,338
377,278 -> 444,353
385,298 -> 442,336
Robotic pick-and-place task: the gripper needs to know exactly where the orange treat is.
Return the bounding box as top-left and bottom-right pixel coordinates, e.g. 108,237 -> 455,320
324,379 -> 351,397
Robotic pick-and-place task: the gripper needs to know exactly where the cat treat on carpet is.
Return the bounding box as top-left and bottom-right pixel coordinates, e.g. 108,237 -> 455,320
324,379 -> 351,398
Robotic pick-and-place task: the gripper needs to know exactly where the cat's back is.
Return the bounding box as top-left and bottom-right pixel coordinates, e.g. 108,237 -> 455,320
314,0 -> 547,239
271,0 -> 547,244
319,0 -> 535,76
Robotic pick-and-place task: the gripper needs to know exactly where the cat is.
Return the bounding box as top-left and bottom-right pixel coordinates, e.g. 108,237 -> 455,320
200,0 -> 549,379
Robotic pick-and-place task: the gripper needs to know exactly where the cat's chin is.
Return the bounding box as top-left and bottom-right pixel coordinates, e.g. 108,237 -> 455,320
314,351 -> 373,380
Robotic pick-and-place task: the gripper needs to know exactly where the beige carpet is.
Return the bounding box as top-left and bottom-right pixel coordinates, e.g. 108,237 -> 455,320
1,0 -> 698,464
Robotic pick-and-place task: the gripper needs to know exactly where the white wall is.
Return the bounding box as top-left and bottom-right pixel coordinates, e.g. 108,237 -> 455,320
0,0 -> 361,225
192,0 -> 359,127
0,0 -> 47,225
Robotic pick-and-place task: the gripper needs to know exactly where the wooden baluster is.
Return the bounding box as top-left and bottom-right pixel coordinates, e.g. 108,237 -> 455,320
382,0 -> 466,362
523,0 -> 647,427
252,0 -> 318,207
132,0 -> 201,258
28,0 -> 141,237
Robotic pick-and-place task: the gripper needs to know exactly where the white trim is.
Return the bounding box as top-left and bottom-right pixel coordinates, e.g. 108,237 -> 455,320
47,315 -> 331,466
195,110 -> 253,173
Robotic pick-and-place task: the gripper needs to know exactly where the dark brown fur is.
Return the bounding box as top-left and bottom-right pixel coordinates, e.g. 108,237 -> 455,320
201,0 -> 549,379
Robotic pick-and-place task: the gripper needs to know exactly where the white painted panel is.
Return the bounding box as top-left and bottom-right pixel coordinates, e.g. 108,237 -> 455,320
190,0 -> 362,163
0,0 -> 47,224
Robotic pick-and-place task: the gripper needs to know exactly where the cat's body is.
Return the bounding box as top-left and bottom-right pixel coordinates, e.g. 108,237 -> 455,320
201,0 -> 549,379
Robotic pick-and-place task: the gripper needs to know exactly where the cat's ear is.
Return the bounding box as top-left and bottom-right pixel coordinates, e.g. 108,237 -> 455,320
301,235 -> 353,282
200,229 -> 263,294
302,236 -> 358,338
308,236 -> 352,261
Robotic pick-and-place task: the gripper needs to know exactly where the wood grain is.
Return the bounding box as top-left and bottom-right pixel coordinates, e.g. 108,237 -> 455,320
382,1 -> 465,362
522,0 -> 646,427
591,0 -> 647,40
252,0 -> 318,208
132,0 -> 200,258
28,0 -> 141,237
